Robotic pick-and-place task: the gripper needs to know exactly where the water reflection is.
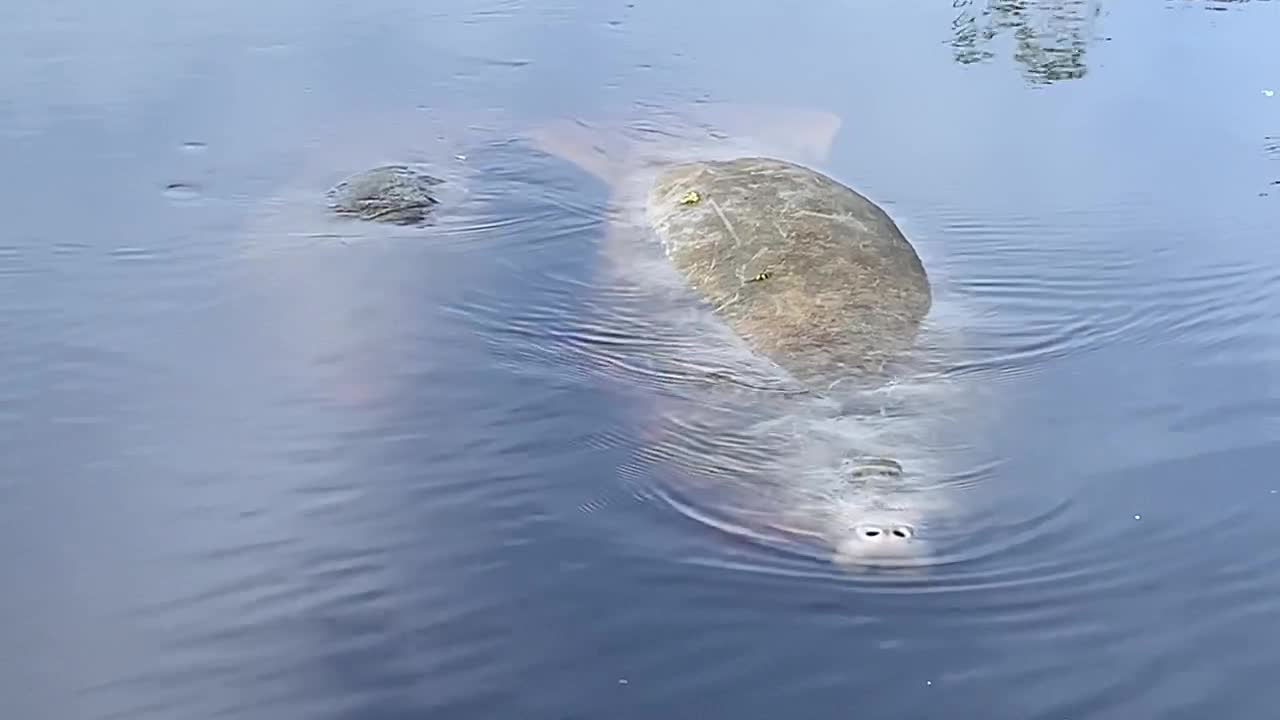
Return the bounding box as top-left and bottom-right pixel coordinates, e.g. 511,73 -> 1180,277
951,0 -> 1102,84
1194,0 -> 1276,8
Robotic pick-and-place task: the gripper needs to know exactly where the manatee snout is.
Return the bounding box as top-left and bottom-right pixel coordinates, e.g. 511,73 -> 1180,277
826,456 -> 929,569
831,520 -> 923,568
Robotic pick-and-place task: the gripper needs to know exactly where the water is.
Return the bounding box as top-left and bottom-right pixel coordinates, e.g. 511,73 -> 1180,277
3,0 -> 1279,717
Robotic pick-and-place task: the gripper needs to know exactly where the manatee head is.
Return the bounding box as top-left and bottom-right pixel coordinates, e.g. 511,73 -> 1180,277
818,457 -> 931,570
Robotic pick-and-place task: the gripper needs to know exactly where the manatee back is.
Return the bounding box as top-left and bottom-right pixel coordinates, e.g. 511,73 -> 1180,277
645,157 -> 931,389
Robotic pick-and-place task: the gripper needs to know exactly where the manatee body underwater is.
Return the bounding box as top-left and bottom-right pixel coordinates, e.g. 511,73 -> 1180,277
522,104 -> 952,570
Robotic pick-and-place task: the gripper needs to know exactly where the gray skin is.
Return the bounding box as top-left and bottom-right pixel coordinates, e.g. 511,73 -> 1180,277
326,164 -> 445,225
648,156 -> 932,391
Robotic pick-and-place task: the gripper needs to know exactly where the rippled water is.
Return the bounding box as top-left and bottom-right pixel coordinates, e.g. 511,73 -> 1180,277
3,0 -> 1280,718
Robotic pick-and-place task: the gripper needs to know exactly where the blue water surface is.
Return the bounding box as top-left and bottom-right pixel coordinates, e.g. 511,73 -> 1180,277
3,1 -> 1280,718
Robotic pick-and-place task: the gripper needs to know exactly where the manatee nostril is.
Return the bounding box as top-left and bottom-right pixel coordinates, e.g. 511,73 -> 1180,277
846,457 -> 905,479
862,527 -> 882,538
891,526 -> 912,539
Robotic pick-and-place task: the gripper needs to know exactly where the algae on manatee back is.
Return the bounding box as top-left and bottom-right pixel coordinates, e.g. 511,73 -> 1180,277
648,156 -> 931,391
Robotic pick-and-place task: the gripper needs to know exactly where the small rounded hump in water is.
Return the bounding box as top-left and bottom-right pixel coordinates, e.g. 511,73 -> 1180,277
236,106 -> 511,260
326,164 -> 445,226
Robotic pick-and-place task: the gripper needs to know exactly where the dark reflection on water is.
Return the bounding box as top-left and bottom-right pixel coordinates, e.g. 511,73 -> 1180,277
3,0 -> 1280,718
1267,134 -> 1280,193
951,0 -> 1101,84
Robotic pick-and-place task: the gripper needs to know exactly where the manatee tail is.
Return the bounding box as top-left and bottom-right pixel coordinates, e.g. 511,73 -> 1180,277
526,118 -> 631,187
526,103 -> 845,189
689,103 -> 844,166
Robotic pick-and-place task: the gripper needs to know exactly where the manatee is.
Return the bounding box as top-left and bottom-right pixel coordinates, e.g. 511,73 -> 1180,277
529,103 -> 950,569
236,107 -> 506,258
227,105 -> 536,426
326,163 -> 445,225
